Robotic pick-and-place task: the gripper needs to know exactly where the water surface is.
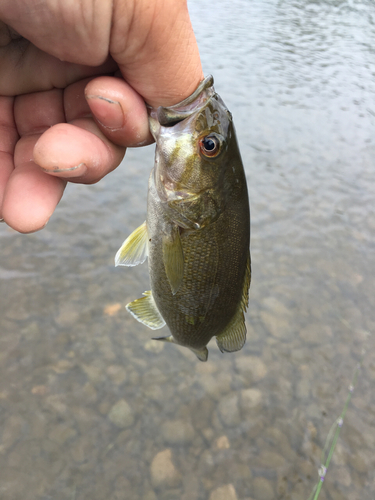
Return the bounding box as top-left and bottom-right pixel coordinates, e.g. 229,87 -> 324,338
0,1 -> 374,499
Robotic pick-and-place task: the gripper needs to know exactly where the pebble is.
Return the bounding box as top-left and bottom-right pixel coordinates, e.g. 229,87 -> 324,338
251,476 -> 275,500
150,448 -> 182,489
235,356 -> 268,382
142,491 -> 158,500
217,393 -> 241,427
108,399 -> 134,429
349,451 -> 369,474
44,395 -> 68,416
299,324 -> 332,345
106,365 -> 128,385
260,311 -> 292,340
51,359 -> 75,374
257,450 -> 286,468
70,436 -> 96,464
144,339 -> 165,353
215,435 -> 230,449
328,465 -> 352,487
55,302 -> 80,326
196,361 -> 218,375
161,419 -> 195,445
209,483 -> 238,500
1,415 -> 25,451
199,372 -> 232,401
240,388 -> 263,414
48,424 -> 77,445
260,296 -> 293,340
82,363 -> 105,384
296,378 -> 311,399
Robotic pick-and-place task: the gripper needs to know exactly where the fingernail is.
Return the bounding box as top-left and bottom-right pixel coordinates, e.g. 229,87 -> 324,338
41,163 -> 87,177
86,94 -> 124,130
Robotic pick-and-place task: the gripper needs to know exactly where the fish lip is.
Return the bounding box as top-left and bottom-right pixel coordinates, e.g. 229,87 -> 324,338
147,75 -> 216,139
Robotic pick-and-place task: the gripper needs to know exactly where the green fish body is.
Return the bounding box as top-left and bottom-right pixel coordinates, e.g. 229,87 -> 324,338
116,76 -> 250,361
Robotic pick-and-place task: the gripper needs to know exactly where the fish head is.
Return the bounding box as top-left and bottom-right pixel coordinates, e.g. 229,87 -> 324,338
148,76 -> 238,230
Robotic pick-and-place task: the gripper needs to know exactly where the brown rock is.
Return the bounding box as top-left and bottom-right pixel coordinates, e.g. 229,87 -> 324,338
150,449 -> 182,489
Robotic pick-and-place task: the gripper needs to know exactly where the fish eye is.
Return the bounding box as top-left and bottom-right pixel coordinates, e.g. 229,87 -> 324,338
199,134 -> 221,158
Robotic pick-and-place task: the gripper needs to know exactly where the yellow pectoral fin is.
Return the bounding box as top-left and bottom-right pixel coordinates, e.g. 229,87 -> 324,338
162,227 -> 184,295
115,221 -> 148,267
126,291 -> 165,330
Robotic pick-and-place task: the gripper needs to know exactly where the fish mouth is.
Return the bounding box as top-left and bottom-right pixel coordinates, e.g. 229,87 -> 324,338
156,75 -> 214,126
148,75 -> 215,140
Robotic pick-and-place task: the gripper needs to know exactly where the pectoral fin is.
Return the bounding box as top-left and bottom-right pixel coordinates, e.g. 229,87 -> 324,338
126,291 -> 165,330
162,227 -> 184,295
216,251 -> 251,353
115,221 -> 148,267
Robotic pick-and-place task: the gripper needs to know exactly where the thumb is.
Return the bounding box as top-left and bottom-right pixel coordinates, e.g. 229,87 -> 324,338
110,0 -> 204,107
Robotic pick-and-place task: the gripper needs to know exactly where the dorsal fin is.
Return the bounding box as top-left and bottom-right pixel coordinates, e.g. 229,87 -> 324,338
216,251 -> 251,353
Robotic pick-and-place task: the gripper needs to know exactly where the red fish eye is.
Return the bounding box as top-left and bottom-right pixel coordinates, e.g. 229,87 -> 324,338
199,135 -> 221,157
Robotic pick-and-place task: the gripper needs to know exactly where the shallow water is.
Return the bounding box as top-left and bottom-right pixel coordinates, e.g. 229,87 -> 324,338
1,1 -> 375,499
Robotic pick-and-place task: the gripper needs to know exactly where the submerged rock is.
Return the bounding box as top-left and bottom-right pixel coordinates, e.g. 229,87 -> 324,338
209,484 -> 238,500
161,419 -> 195,445
108,399 -> 134,429
150,448 -> 182,489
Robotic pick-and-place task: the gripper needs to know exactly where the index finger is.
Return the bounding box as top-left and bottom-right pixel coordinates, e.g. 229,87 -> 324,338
0,96 -> 18,218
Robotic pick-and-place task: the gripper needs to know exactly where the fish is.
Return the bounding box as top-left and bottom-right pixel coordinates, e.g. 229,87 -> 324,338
115,75 -> 251,362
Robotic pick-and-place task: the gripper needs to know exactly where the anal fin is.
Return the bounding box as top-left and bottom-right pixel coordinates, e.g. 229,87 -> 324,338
126,291 -> 165,330
115,221 -> 148,267
189,346 -> 208,362
153,336 -> 208,362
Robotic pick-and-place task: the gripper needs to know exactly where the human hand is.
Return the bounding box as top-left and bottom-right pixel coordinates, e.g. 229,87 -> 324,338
0,0 -> 203,232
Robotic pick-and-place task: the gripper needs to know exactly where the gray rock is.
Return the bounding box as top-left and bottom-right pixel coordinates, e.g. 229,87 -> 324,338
142,491 -> 158,500
48,424 -> 77,445
349,451 -> 369,474
106,365 -> 128,385
108,399 -> 134,429
260,311 -> 292,340
299,324 -> 332,345
199,373 -> 232,401
150,448 -> 182,489
252,477 -> 274,500
217,394 -> 241,427
144,339 -> 165,353
235,356 -> 268,382
240,389 -> 263,414
257,450 -> 286,468
161,419 -> 195,445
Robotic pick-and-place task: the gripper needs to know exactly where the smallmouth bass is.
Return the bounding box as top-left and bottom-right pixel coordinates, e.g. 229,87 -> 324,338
115,75 -> 250,361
